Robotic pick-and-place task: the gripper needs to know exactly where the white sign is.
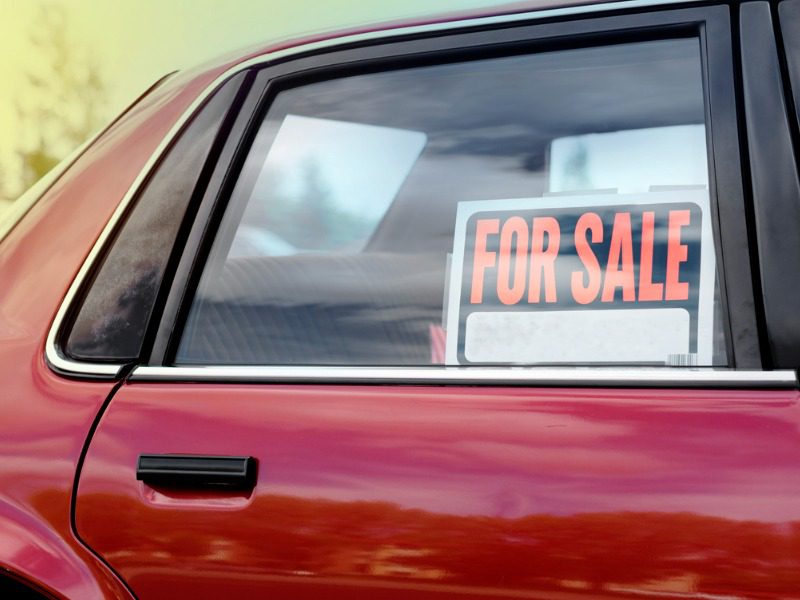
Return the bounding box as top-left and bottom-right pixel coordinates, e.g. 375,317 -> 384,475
445,189 -> 715,366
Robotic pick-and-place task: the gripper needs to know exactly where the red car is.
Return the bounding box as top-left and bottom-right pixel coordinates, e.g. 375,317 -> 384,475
3,0 -> 800,598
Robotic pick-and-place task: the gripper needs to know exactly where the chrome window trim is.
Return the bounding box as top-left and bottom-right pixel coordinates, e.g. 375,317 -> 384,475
130,366 -> 798,388
46,0 -> 764,384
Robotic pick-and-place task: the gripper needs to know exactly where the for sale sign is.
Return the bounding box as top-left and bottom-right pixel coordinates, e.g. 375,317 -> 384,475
444,189 -> 715,366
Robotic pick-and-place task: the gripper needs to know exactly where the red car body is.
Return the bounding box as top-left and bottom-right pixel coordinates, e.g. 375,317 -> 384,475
2,1 -> 800,598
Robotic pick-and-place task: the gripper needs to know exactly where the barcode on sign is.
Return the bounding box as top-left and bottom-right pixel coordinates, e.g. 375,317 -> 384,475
668,353 -> 698,366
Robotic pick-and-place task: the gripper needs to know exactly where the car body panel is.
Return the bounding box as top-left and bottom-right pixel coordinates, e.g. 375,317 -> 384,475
77,384 -> 800,598
2,1 -> 799,598
0,65 -> 227,599
197,0 -> 687,81
0,500 -> 123,600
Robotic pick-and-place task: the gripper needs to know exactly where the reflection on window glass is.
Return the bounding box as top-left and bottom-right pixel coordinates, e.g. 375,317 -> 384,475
177,38 -> 727,367
548,125 -> 708,193
229,115 -> 426,257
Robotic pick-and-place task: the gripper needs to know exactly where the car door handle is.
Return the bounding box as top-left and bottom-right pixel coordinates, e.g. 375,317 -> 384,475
136,454 -> 257,490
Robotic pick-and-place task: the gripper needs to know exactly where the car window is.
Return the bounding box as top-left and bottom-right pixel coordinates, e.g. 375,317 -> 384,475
779,0 -> 800,127
61,74 -> 246,362
177,37 -> 728,367
228,114 -> 427,258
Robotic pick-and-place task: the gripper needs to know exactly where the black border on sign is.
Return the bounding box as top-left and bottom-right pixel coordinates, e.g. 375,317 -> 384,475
452,199 -> 707,365
148,4 -> 761,370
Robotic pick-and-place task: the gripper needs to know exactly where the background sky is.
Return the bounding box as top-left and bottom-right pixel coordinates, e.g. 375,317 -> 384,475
0,0 -> 512,208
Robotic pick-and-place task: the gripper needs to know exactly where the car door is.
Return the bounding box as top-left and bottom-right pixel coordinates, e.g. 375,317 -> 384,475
66,4 -> 800,599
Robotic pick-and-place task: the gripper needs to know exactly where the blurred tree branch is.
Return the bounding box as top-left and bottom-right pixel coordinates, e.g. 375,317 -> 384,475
14,2 -> 107,196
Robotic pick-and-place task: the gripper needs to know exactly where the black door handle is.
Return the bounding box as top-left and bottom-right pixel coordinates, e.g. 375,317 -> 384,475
137,454 -> 257,489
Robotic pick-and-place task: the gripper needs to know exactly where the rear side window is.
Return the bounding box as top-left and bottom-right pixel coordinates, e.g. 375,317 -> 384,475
62,74 -> 245,362
177,38 -> 728,367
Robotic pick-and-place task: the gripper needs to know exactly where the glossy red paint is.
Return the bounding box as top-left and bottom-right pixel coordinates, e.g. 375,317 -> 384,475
1,4 -> 599,595
2,1 -> 798,598
0,5 -> 602,594
0,68 -> 229,598
77,384 -> 800,599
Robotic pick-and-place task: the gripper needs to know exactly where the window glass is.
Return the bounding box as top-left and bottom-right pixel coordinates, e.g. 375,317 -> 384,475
779,0 -> 800,132
63,75 -> 244,361
229,115 -> 427,257
177,38 -> 727,367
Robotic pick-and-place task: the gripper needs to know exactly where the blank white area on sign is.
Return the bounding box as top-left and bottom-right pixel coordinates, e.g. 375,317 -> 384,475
548,125 -> 708,194
464,308 -> 690,364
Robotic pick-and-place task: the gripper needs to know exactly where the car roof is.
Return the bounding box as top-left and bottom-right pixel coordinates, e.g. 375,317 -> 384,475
180,0 -> 682,88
